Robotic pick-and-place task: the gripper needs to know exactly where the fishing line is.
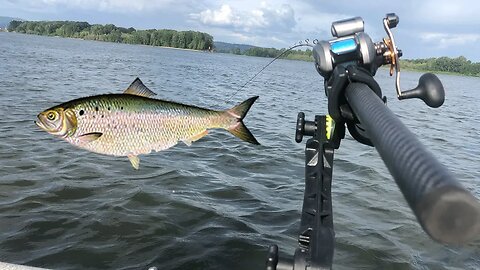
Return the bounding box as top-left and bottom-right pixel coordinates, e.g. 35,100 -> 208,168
225,42 -> 315,103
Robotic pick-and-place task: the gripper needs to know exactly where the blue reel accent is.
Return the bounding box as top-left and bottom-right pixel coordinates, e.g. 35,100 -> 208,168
330,38 -> 356,54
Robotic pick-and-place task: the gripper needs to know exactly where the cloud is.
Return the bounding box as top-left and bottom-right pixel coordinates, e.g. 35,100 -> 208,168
420,32 -> 480,49
415,0 -> 480,25
191,3 -> 296,33
5,0 -> 177,13
195,5 -> 237,27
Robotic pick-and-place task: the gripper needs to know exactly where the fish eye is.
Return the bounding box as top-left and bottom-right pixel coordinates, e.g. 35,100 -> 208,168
47,111 -> 57,121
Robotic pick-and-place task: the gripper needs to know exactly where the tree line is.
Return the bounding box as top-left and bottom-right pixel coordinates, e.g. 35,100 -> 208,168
7,20 -> 214,50
218,46 -> 314,61
240,48 -> 480,76
219,45 -> 479,76
400,56 -> 480,77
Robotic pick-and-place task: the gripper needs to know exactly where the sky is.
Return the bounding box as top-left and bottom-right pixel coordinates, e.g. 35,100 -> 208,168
1,0 -> 480,61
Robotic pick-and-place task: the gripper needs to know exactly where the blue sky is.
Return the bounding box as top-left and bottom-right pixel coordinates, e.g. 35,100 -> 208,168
2,0 -> 480,61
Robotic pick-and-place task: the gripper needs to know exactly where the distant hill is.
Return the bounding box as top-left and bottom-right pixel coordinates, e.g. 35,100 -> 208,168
213,41 -> 255,54
0,16 -> 22,30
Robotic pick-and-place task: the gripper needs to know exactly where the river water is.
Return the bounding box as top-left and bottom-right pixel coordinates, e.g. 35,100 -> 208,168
0,32 -> 479,269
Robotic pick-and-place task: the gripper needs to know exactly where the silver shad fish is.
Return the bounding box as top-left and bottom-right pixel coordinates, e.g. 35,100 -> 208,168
35,78 -> 260,169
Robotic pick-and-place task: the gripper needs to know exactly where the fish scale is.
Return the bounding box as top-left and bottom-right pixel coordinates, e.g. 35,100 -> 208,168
36,78 -> 259,169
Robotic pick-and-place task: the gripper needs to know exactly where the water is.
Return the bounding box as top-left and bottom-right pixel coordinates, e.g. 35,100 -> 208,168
1,32 -> 479,270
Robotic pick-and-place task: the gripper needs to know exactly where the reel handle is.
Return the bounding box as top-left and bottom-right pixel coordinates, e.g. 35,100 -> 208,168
398,73 -> 445,108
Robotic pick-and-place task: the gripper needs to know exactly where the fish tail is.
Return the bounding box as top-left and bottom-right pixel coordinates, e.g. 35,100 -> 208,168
225,96 -> 260,145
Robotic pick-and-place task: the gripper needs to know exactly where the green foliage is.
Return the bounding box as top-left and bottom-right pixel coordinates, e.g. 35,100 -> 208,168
222,44 -> 478,76
7,20 -> 22,32
8,20 -> 214,50
242,47 -> 313,61
244,47 -> 278,58
401,57 -> 480,77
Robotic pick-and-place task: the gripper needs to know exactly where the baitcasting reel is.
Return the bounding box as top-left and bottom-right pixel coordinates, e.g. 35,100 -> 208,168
313,13 -> 445,111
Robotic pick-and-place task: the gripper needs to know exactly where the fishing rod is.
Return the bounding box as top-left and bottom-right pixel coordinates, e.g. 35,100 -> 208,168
266,13 -> 480,270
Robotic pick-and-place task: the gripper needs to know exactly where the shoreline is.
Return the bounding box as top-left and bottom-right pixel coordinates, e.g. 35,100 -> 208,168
398,66 -> 480,78
4,32 -> 479,78
4,31 -> 211,53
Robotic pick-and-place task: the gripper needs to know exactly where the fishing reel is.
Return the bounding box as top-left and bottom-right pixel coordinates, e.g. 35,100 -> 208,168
310,13 -> 445,146
313,13 -> 445,111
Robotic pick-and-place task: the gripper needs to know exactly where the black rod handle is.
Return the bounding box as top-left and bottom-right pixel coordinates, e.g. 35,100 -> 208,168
345,82 -> 480,244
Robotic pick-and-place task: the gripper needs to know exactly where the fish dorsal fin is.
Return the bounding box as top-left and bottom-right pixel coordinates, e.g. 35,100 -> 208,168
124,78 -> 157,98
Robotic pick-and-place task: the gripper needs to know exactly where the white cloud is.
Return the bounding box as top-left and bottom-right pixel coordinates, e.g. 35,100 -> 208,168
420,32 -> 480,49
5,0 -> 177,13
195,4 -> 237,27
415,0 -> 480,24
192,3 -> 296,33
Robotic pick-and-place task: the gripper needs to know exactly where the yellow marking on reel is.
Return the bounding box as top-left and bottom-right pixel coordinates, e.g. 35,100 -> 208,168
326,115 -> 335,140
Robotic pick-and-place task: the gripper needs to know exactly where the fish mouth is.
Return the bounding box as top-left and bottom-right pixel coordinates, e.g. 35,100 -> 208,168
35,120 -> 46,130
35,115 -> 49,131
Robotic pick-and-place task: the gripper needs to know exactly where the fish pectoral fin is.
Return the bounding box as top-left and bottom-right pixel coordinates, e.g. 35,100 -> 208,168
128,155 -> 140,170
124,78 -> 157,98
78,132 -> 103,143
182,130 -> 208,146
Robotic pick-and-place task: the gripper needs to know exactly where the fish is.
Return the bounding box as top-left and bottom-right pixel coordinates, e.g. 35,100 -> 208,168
35,78 -> 259,169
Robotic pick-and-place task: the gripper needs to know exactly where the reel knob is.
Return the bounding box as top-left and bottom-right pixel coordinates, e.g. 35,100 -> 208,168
385,13 -> 399,28
399,73 -> 445,108
296,112 -> 306,143
295,112 -> 316,143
